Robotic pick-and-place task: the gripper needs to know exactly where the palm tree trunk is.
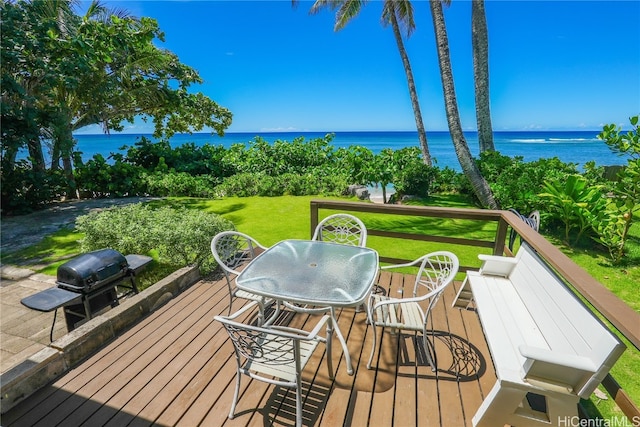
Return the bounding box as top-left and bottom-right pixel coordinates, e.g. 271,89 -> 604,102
389,8 -> 432,166
52,110 -> 78,199
429,0 -> 498,209
27,137 -> 46,172
472,0 -> 495,152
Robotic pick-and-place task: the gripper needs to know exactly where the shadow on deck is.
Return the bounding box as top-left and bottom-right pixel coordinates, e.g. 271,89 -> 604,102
3,271 -> 496,427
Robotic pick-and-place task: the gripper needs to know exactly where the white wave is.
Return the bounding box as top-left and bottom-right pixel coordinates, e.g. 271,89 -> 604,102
548,138 -> 598,142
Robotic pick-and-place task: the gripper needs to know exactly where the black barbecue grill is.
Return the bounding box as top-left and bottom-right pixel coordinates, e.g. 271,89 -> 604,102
56,248 -> 129,293
21,249 -> 152,340
57,248 -> 133,331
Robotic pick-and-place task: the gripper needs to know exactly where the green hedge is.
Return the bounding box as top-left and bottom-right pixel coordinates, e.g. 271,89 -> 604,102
75,203 -> 234,274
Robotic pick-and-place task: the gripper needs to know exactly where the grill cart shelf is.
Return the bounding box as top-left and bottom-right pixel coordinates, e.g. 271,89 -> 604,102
21,250 -> 153,341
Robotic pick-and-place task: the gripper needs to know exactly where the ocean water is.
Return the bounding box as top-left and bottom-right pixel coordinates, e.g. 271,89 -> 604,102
71,130 -> 628,171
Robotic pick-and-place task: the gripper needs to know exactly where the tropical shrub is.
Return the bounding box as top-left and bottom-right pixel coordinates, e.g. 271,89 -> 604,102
76,203 -> 234,273
121,137 -> 233,177
0,161 -> 67,214
474,151 -> 579,215
334,145 -> 375,186
143,171 -> 218,197
223,135 -> 336,176
394,161 -> 436,198
430,166 -> 465,194
539,174 -> 606,245
214,171 -> 350,198
120,137 -> 173,170
214,172 -> 266,197
74,154 -> 147,198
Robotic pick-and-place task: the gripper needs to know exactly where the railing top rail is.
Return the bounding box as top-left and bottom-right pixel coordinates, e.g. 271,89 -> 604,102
310,199 -> 503,220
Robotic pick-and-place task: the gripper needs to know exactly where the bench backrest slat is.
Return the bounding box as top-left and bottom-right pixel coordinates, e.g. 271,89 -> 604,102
512,245 -> 593,354
509,243 -> 625,397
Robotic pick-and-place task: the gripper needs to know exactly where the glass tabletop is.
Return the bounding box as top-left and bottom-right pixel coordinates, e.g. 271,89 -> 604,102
236,239 -> 379,307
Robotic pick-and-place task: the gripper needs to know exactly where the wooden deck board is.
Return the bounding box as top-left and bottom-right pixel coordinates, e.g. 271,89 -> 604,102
3,274 -> 494,427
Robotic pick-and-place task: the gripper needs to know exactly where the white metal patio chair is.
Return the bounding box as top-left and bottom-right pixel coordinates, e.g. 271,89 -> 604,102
211,230 -> 276,325
366,251 -> 459,371
507,208 -> 540,251
284,213 -> 368,314
311,213 -> 367,246
214,301 -> 334,427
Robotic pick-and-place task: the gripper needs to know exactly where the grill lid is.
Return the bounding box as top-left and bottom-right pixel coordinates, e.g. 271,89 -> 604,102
56,249 -> 128,292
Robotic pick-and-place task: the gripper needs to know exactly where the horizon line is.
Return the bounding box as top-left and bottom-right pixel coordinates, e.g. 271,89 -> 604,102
73,129 -> 604,136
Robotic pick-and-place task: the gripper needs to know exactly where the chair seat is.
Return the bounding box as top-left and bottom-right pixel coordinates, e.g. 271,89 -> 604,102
235,289 -> 268,303
371,294 -> 424,331
244,334 -> 320,383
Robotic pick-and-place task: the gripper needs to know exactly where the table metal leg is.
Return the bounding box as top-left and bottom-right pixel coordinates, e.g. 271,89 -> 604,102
330,307 -> 354,375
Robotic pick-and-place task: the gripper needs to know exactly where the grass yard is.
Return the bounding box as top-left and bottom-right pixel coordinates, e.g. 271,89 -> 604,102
3,194 -> 638,420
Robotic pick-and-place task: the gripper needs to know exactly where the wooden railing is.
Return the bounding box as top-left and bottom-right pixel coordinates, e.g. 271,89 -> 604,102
310,199 -> 640,421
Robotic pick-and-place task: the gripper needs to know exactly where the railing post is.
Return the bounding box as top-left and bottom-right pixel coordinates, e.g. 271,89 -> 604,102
310,200 -> 319,239
494,216 -> 510,255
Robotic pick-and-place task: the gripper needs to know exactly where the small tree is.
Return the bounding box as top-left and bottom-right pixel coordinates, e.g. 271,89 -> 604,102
370,149 -> 396,204
594,116 -> 639,263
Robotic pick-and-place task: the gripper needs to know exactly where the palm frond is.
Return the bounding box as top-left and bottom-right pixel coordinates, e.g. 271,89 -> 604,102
309,0 -> 341,15
335,0 -> 366,31
382,0 -> 415,37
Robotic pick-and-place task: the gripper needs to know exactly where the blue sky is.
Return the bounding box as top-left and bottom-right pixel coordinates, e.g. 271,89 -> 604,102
77,0 -> 640,134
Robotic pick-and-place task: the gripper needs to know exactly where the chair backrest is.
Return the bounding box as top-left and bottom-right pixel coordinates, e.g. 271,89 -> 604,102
508,208 -> 540,250
413,251 -> 459,311
217,316 -> 301,371
312,213 -> 367,247
211,231 -> 266,282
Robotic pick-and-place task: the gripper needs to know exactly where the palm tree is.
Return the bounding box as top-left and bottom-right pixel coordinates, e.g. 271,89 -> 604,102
306,0 -> 432,166
472,0 -> 495,152
385,2 -> 432,165
430,0 -> 498,208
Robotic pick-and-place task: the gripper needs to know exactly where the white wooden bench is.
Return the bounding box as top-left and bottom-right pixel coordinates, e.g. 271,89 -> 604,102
453,243 -> 626,427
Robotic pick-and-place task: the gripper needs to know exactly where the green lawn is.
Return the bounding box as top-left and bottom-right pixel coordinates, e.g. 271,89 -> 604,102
3,194 -> 638,419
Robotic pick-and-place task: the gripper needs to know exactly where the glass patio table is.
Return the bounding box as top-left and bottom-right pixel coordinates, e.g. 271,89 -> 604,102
235,239 -> 379,375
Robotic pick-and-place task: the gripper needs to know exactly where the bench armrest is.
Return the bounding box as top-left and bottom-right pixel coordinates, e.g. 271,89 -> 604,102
519,345 -> 597,394
478,254 -> 518,277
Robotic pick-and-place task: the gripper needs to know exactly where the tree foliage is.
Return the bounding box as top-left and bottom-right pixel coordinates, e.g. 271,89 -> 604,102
1,0 -> 232,209
594,115 -> 640,262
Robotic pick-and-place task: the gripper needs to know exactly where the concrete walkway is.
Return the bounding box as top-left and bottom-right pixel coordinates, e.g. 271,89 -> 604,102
0,265 -> 69,375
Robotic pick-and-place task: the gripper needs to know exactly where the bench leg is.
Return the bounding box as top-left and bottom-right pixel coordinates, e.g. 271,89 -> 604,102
546,393 -> 580,426
473,381 -> 579,427
452,276 -> 474,309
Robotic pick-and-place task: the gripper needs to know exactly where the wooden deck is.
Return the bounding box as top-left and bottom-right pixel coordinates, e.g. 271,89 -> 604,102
3,271 -> 497,427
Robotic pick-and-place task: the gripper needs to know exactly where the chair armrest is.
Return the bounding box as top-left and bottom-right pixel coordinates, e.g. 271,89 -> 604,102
371,295 -> 426,310
380,259 -> 424,270
478,254 -> 518,277
216,300 -> 260,321
518,345 -> 597,393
